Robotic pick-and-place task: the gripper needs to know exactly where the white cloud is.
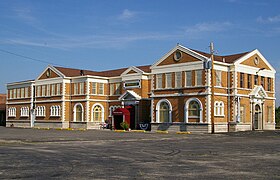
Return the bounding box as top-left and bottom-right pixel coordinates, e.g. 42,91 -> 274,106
13,6 -> 37,24
185,22 -> 232,34
118,9 -> 136,21
257,15 -> 280,23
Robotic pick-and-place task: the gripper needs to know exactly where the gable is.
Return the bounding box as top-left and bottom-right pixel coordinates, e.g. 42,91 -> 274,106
127,70 -> 138,74
151,44 -> 209,69
37,65 -> 65,80
240,54 -> 271,70
157,50 -> 201,66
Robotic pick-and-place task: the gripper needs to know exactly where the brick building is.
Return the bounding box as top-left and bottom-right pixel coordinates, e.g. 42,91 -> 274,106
6,44 -> 276,132
0,94 -> 6,126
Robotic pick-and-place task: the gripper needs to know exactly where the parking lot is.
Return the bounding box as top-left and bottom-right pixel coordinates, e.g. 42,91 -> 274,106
0,127 -> 279,179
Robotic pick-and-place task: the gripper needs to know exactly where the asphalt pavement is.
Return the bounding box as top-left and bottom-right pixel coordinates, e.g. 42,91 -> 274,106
0,127 -> 279,179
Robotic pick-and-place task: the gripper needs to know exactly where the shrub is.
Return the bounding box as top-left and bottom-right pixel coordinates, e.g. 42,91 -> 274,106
120,121 -> 129,130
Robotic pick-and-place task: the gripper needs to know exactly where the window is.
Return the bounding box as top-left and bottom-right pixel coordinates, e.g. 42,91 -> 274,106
124,80 -> 140,89
8,107 -> 16,117
80,82 -> 84,94
216,70 -> 222,87
159,101 -> 170,123
36,106 -> 46,117
261,76 -> 265,88
9,90 -> 12,99
56,84 -> 61,95
93,105 -> 103,122
240,105 -> 245,123
46,84 -> 50,96
17,88 -> 20,98
165,73 -> 172,88
74,104 -> 83,122
214,101 -> 224,116
74,83 -> 78,95
185,71 -> 192,87
115,83 -> 121,95
41,85 -> 45,96
267,78 -> 272,91
13,89 -> 16,99
195,70 -> 202,86
50,105 -> 60,116
92,82 -> 97,94
240,73 -> 244,88
20,107 -> 29,117
254,75 -> 258,86
37,86 -> 41,97
188,101 -> 200,118
247,74 -> 252,89
175,72 -> 182,88
156,74 -> 162,89
98,83 -> 104,95
267,106 -> 273,123
21,88 -> 24,98
51,84 -> 56,96
110,84 -> 114,95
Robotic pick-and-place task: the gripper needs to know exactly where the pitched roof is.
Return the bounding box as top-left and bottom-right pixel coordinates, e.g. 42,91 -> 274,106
54,65 -> 151,78
192,49 -> 250,63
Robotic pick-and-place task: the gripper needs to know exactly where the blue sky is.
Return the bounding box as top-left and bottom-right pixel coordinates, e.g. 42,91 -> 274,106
0,0 -> 279,106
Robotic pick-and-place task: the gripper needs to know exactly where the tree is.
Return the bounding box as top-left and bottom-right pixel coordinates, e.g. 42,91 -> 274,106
276,106 -> 280,126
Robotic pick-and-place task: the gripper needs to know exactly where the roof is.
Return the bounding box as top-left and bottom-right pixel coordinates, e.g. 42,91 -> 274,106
54,65 -> 151,78
192,49 -> 250,63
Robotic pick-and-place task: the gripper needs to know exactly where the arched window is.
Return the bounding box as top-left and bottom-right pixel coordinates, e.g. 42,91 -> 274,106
8,107 -> 16,117
214,101 -> 224,116
50,105 -> 60,116
93,105 -> 103,122
189,101 -> 200,117
36,106 -> 45,117
156,99 -> 172,123
20,107 -> 29,117
74,104 -> 83,122
185,98 -> 203,123
109,105 -> 121,117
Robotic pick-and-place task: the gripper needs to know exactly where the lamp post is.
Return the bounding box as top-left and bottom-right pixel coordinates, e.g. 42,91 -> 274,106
210,42 -> 215,134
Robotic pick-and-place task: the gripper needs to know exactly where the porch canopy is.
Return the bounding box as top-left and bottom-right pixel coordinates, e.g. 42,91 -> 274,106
113,108 -> 130,125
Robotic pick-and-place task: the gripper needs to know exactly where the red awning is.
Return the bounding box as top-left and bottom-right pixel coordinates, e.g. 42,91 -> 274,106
113,108 -> 130,116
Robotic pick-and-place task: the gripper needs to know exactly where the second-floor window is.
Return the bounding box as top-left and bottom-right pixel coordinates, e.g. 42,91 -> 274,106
98,83 -> 104,95
240,73 -> 244,88
254,75 -> 258,86
74,83 -> 78,95
185,71 -> 192,87
156,74 -> 162,89
216,70 -> 222,87
267,78 -> 272,91
80,82 -> 84,94
92,82 -> 97,94
51,84 -> 55,96
247,74 -> 252,89
195,70 -> 202,86
165,73 -> 172,88
261,76 -> 265,88
175,72 -> 182,88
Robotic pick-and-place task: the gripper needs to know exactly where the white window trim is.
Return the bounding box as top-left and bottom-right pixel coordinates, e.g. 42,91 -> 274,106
8,107 -> 16,117
214,101 -> 225,117
185,98 -> 203,123
20,107 -> 29,117
156,99 -> 172,123
36,106 -> 46,117
175,72 -> 182,88
165,73 -> 172,88
109,105 -> 122,117
156,74 -> 163,89
73,103 -> 84,122
91,103 -> 105,122
185,71 -> 192,87
50,105 -> 61,117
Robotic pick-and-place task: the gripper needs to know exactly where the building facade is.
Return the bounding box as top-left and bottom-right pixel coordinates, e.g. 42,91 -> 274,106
6,44 -> 276,132
0,94 -> 6,126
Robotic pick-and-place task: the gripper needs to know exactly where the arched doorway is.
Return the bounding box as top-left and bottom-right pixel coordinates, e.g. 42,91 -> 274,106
254,104 -> 262,130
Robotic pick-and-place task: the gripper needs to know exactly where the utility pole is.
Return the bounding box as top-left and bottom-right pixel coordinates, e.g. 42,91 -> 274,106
210,42 -> 215,134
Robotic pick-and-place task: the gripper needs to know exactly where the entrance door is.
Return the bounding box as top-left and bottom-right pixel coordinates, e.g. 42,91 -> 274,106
254,104 -> 261,130
114,115 -> 123,130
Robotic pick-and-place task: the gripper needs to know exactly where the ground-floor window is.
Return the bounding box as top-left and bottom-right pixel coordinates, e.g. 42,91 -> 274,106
50,105 -> 60,117
185,98 -> 203,123
240,105 -> 245,123
92,104 -> 104,122
74,103 -> 83,122
156,99 -> 172,123
109,105 -> 122,117
214,101 -> 224,116
20,107 -> 29,117
36,106 -> 45,117
8,107 -> 16,117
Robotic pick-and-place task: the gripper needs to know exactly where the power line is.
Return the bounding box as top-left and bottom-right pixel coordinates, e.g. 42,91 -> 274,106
0,48 -> 64,67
